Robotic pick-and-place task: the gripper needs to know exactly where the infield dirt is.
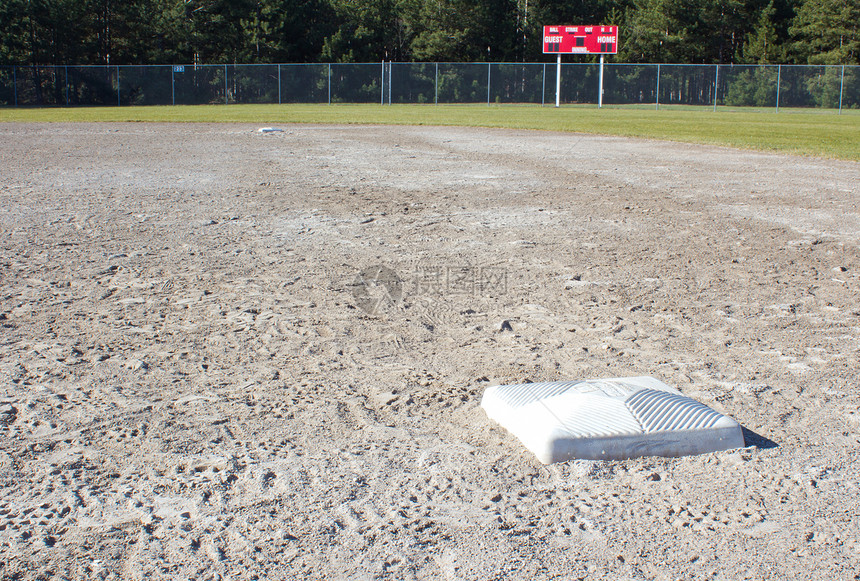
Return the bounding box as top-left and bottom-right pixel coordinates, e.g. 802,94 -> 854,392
1,123 -> 858,580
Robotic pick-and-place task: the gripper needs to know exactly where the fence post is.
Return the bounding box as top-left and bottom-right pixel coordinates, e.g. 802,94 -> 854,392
713,64 -> 719,112
328,63 -> 331,104
542,63 -> 546,106
655,63 -> 660,110
64,65 -> 69,106
839,65 -> 845,115
381,60 -> 385,105
388,61 -> 392,105
487,62 -> 491,105
775,65 -> 781,113
13,66 -> 17,107
116,65 -> 120,107
171,66 -> 175,106
434,62 -> 438,105
278,64 -> 281,105
225,64 -> 228,105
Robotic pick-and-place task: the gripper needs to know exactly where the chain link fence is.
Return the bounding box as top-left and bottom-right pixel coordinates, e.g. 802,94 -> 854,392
0,62 -> 857,111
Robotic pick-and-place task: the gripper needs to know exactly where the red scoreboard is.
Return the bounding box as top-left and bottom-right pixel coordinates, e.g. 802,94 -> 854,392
543,25 -> 618,54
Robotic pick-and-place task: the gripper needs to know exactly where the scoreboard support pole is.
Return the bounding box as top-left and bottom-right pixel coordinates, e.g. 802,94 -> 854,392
598,54 -> 605,108
555,54 -> 561,108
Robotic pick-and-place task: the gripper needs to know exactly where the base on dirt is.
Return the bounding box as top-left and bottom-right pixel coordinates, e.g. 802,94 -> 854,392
482,376 -> 744,464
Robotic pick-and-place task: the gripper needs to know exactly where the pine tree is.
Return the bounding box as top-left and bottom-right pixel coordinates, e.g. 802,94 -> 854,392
621,0 -> 693,63
790,0 -> 860,64
321,0 -> 408,62
740,0 -> 780,63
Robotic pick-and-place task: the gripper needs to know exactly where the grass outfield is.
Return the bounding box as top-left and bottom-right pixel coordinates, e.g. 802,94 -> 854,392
2,103 -> 858,160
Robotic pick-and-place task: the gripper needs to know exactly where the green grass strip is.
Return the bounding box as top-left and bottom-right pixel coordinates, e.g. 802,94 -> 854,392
2,103 -> 858,161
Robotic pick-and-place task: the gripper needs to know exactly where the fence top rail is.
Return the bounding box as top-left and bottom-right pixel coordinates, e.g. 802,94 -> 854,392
1,62 -> 858,68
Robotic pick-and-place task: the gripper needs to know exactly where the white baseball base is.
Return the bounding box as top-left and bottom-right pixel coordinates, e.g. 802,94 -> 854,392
482,376 -> 744,464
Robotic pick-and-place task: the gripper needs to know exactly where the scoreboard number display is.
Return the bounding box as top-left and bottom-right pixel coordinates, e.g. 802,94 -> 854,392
543,25 -> 618,54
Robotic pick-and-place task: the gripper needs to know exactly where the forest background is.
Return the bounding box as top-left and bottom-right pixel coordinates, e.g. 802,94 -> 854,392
0,0 -> 857,68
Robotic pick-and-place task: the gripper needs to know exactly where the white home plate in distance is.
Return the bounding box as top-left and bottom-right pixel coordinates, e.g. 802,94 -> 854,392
482,376 -> 744,464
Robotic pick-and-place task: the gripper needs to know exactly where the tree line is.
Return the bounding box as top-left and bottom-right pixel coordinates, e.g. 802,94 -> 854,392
1,0 -> 857,67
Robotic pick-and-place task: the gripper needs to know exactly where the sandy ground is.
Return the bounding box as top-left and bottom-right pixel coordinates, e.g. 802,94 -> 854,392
0,122 -> 859,580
